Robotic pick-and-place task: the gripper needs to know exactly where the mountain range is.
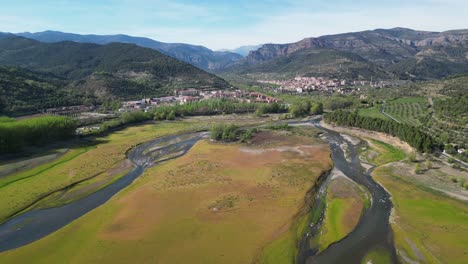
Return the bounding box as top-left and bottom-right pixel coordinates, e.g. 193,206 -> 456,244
2,27 -> 468,115
0,36 -> 229,114
219,45 -> 263,57
223,28 -> 468,80
10,31 -> 243,72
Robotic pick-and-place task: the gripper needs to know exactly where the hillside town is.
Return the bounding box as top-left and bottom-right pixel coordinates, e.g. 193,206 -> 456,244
259,77 -> 402,94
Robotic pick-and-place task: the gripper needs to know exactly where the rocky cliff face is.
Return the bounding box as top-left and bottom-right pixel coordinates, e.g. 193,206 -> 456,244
238,28 -> 468,79
246,28 -> 468,66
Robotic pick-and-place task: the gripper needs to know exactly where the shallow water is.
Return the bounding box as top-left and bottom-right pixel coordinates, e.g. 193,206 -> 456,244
297,121 -> 398,264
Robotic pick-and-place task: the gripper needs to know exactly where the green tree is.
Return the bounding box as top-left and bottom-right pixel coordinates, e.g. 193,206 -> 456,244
310,102 -> 324,115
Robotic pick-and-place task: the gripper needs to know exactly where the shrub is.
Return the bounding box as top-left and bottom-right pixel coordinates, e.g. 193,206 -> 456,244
210,124 -> 239,142
414,164 -> 422,174
458,178 -> 465,187
425,160 -> 432,170
239,128 -> 258,143
310,102 -> 324,115
266,123 -> 290,131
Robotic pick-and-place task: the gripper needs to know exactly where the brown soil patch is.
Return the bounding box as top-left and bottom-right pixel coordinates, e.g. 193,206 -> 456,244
250,130 -> 290,146
97,138 -> 332,263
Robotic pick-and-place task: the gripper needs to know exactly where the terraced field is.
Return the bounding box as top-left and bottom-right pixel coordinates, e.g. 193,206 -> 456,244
384,97 -> 429,126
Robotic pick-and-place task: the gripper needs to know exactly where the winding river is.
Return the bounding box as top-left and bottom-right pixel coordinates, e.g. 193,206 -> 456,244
297,121 -> 398,264
0,120 -> 398,264
0,132 -> 207,252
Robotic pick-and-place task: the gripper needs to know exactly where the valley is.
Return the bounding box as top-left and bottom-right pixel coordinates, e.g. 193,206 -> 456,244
0,7 -> 467,263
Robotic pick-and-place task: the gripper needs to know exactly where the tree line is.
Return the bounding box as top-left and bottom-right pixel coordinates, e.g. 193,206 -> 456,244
324,110 -> 440,153
0,116 -> 76,153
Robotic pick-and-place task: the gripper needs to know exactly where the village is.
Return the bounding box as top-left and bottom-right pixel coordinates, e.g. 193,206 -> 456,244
120,89 -> 280,112
258,77 -> 402,94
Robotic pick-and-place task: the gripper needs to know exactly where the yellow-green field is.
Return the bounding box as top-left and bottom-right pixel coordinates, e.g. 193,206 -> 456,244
374,166 -> 468,264
0,121 -> 201,223
318,176 -> 369,251
0,129 -> 332,263
356,130 -> 468,264
360,138 -> 406,166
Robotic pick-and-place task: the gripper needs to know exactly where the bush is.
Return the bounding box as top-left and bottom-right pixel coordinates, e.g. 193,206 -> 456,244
458,178 -> 466,188
425,160 -> 432,170
239,128 -> 258,143
266,123 -> 290,131
310,102 -> 324,115
450,176 -> 458,182
408,152 -> 417,162
414,164 -> 422,174
210,124 -> 239,142
289,100 -> 311,117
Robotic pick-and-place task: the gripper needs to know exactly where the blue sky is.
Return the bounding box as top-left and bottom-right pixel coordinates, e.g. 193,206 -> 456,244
1,0 -> 467,50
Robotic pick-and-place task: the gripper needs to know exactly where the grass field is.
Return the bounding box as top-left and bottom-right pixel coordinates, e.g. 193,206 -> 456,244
384,97 -> 429,126
361,139 -> 406,166
0,129 -> 332,264
318,176 -> 369,251
358,104 -> 389,120
357,129 -> 468,264
0,121 -> 201,223
374,166 -> 468,264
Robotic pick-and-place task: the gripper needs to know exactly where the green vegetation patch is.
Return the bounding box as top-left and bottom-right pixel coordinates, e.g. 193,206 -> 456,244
361,247 -> 392,264
318,177 -> 368,251
368,139 -> 406,165
373,166 -> 468,264
358,104 -> 389,120
384,97 -> 429,126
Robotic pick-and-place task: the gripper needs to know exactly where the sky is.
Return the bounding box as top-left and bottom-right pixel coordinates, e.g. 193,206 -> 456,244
1,0 -> 467,50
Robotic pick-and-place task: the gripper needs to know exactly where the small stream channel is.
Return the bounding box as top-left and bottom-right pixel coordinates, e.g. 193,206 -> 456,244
0,132 -> 207,252
296,120 -> 399,264
0,120 -> 399,264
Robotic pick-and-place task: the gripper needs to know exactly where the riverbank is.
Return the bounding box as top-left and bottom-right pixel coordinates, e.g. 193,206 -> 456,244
0,127 -> 332,263
0,114 -> 282,225
321,121 -> 468,264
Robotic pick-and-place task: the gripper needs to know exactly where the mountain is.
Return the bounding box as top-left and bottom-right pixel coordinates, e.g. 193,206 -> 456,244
0,36 -> 229,110
0,66 -> 84,115
227,49 -> 392,80
220,45 -> 263,56
14,31 -> 243,71
225,28 -> 468,80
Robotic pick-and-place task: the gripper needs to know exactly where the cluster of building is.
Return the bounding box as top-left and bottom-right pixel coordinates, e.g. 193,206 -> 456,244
120,89 -> 279,112
259,77 -> 401,94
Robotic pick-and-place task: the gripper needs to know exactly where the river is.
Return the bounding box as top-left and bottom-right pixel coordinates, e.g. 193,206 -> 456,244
0,121 -> 398,264
297,121 -> 398,264
0,132 -> 207,252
